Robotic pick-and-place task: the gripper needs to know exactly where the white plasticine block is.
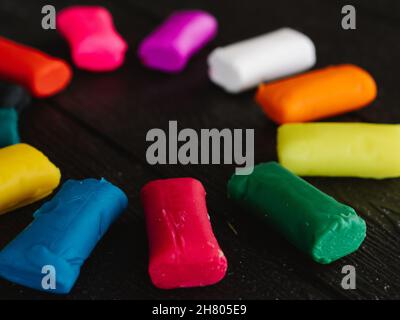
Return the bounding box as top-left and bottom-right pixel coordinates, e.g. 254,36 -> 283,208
207,28 -> 316,93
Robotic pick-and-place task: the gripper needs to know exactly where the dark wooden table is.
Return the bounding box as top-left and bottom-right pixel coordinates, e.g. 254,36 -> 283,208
0,0 -> 399,300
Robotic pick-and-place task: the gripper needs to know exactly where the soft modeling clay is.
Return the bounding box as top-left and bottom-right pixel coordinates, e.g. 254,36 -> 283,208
228,162 -> 366,264
0,143 -> 60,215
0,36 -> 72,97
256,64 -> 377,123
141,178 -> 228,289
138,10 -> 218,73
0,82 -> 31,112
0,178 -> 128,294
57,6 -> 128,71
278,123 -> 400,179
208,28 -> 316,93
0,108 -> 19,147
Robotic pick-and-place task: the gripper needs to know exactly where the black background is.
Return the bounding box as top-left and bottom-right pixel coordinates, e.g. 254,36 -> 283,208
0,0 -> 400,300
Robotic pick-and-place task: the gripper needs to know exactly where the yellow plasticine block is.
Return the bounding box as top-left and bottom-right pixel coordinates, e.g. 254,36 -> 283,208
278,123 -> 400,179
0,143 -> 61,214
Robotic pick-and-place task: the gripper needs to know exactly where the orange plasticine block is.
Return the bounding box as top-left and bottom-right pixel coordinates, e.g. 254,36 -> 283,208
255,64 -> 377,124
0,37 -> 72,98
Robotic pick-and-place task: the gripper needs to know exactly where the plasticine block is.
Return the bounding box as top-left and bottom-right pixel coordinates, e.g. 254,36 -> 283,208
57,6 -> 128,71
0,178 -> 128,294
278,122 -> 400,179
228,162 -> 366,264
256,64 -> 377,123
138,10 -> 218,73
0,108 -> 19,147
208,28 -> 315,93
0,143 -> 60,215
0,36 -> 72,97
141,178 -> 228,289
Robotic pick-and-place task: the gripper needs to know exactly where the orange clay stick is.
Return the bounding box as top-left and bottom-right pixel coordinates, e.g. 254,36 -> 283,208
0,36 -> 72,98
255,64 -> 377,124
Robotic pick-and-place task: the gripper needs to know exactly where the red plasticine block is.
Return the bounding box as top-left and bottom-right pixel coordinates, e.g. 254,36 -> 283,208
0,36 -> 72,98
57,6 -> 128,71
141,178 -> 228,289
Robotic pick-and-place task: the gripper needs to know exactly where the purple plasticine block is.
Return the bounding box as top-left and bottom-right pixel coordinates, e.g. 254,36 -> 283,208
138,10 -> 218,73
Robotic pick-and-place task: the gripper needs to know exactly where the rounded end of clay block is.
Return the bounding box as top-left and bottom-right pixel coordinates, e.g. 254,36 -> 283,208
342,64 -> 378,104
208,49 -> 244,93
149,253 -> 228,289
73,36 -> 127,72
138,44 -> 187,73
311,213 -> 366,264
255,82 -> 296,124
18,143 -> 62,191
255,84 -> 287,124
273,28 -> 316,73
31,59 -> 72,97
283,27 -> 316,67
0,243 -> 76,294
227,173 -> 248,200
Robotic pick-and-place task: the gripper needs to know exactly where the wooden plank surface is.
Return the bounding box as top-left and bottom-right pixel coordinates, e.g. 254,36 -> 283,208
0,0 -> 400,299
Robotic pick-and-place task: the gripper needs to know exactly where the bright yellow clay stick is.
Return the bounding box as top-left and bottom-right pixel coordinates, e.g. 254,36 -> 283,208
0,143 -> 61,214
278,123 -> 400,179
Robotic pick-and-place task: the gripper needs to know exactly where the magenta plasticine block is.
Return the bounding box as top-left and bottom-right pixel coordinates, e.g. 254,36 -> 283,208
57,6 -> 128,71
138,10 -> 218,73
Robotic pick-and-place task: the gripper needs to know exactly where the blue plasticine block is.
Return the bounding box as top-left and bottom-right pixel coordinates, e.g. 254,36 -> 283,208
0,178 -> 128,294
0,108 -> 19,147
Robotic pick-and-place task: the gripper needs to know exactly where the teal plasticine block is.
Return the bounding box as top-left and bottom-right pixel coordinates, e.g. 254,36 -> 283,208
0,108 -> 19,147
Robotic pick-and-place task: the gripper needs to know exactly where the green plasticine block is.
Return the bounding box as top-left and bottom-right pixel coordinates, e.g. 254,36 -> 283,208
0,108 -> 19,148
228,162 -> 366,264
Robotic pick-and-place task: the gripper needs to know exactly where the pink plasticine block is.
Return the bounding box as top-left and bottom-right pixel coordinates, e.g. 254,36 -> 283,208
138,10 -> 218,73
57,6 -> 128,71
141,178 -> 228,289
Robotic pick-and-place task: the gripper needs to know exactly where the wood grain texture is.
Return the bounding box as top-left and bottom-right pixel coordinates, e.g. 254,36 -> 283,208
0,0 -> 399,299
